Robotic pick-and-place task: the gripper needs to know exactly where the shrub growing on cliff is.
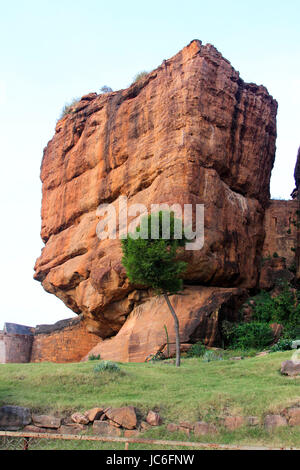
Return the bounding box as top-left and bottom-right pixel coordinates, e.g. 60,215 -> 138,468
131,71 -> 148,84
60,97 -> 80,119
121,211 -> 188,367
100,85 -> 113,93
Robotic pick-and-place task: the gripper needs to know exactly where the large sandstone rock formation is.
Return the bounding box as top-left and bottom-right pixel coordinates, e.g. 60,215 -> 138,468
34,40 -> 278,361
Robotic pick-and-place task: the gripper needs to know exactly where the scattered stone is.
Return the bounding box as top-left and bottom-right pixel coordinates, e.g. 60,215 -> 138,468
93,420 -> 122,436
71,412 -> 89,425
285,408 -> 300,426
178,426 -> 190,436
194,421 -> 217,436
0,406 -> 31,431
166,423 -> 179,433
105,406 -> 137,430
84,407 -> 104,422
247,416 -> 260,426
179,421 -> 194,430
281,360 -> 300,377
140,421 -> 151,431
223,416 -> 245,431
32,414 -> 61,429
108,419 -> 121,428
59,424 -> 87,435
146,411 -> 161,426
229,356 -> 243,361
124,430 -> 140,438
264,415 -> 288,431
23,425 -> 57,434
292,340 -> 300,350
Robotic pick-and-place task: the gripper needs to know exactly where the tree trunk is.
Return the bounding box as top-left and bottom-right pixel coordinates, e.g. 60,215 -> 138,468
163,292 -> 181,367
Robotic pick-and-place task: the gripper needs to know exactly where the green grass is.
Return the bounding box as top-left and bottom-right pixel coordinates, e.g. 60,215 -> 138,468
0,352 -> 299,449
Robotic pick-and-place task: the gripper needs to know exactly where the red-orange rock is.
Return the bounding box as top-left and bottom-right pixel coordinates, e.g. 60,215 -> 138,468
84,407 -> 104,422
82,286 -> 247,362
262,200 -> 298,271
146,411 -> 161,426
194,421 -> 218,436
105,406 -> 137,430
34,40 -> 278,359
71,412 -> 89,425
223,416 -> 245,431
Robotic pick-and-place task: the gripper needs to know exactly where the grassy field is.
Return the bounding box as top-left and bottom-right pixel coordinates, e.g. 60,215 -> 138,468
0,351 -> 299,449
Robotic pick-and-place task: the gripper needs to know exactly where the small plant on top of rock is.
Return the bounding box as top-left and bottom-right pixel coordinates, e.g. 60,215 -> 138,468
60,97 -> 80,119
100,85 -> 113,93
131,71 -> 148,85
93,361 -> 120,373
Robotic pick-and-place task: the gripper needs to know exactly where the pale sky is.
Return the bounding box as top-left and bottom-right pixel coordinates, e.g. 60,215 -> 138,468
0,0 -> 299,328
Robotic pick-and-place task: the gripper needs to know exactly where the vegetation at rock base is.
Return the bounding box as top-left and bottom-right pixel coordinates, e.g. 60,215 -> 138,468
222,282 -> 300,351
186,341 -> 206,358
121,211 -> 188,367
224,322 -> 274,351
249,283 -> 300,339
88,354 -> 101,361
0,352 -> 300,448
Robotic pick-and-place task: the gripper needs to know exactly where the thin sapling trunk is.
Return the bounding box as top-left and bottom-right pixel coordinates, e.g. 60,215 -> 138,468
163,292 -> 181,367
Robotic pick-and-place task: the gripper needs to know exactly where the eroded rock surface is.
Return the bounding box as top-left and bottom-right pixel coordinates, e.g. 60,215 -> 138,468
34,40 -> 279,361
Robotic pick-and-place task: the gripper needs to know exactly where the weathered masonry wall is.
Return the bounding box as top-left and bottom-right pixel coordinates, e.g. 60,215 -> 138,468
262,199 -> 298,268
0,316 -> 101,364
1,324 -> 34,364
0,332 -> 5,363
30,316 -> 100,363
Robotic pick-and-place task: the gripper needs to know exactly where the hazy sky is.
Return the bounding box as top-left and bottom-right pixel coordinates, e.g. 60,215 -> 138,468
0,0 -> 299,328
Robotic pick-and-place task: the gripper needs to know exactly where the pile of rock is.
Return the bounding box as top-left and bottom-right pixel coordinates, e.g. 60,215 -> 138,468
1,405 -> 299,436
167,407 -> 300,436
0,405 -> 161,437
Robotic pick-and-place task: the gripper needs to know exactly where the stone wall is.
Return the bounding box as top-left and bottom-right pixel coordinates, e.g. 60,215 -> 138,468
263,199 -> 298,268
4,334 -> 33,363
0,332 -> 5,363
30,316 -> 100,363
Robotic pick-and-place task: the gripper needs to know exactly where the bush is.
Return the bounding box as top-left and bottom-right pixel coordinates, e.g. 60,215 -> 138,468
202,350 -> 224,362
88,354 -> 101,361
227,322 -> 274,350
250,283 -> 300,339
100,85 -> 113,93
186,341 -> 206,358
60,97 -> 80,118
132,71 -> 148,84
93,361 -> 120,372
270,338 -> 293,353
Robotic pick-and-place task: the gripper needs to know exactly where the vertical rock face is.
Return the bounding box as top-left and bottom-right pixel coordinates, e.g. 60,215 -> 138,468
293,147 -> 300,194
34,40 -> 278,360
262,199 -> 298,268
293,147 -> 300,278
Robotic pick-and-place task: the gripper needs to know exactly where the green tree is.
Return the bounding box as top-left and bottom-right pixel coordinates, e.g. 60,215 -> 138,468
121,211 -> 188,367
